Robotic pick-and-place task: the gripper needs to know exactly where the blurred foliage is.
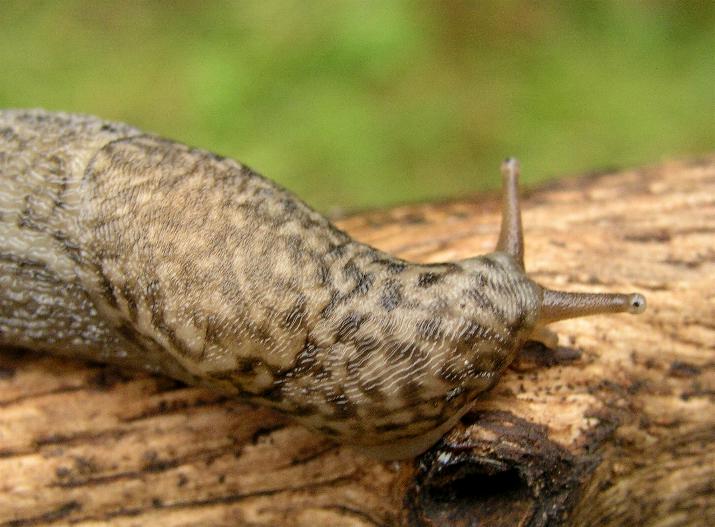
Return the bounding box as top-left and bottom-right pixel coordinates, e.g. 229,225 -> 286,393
1,1 -> 713,212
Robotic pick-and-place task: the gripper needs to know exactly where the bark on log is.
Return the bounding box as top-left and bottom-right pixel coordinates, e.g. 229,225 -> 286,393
1,156 -> 713,526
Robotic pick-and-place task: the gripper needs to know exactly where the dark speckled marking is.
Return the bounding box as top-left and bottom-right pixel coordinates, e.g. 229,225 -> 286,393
314,365 -> 331,382
235,357 -> 260,375
351,270 -> 374,296
325,242 -> 350,261
359,379 -> 386,402
399,379 -> 423,404
316,262 -> 330,285
417,272 -> 442,288
349,267 -> 375,296
466,286 -> 507,322
100,123 -> 120,133
380,279 -> 403,312
96,268 -> 119,308
387,261 -> 407,274
344,261 -> 374,295
331,392 -> 357,419
290,402 -> 319,417
374,422 -> 404,433
370,256 -> 409,276
290,339 -> 320,376
319,290 -> 341,318
480,255 -> 500,270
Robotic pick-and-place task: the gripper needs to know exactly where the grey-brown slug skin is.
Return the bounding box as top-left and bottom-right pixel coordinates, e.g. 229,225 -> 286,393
0,109 -> 646,460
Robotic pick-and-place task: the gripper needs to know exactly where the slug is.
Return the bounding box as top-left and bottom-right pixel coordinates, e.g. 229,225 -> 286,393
0,109 -> 646,460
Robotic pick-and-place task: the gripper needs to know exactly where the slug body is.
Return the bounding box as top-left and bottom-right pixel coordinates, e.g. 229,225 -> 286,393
0,110 -> 646,460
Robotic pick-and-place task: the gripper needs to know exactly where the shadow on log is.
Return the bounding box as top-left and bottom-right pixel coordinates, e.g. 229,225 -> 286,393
1,157 -> 714,526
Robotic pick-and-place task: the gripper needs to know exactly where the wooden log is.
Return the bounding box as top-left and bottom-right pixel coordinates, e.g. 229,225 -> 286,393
1,156 -> 713,526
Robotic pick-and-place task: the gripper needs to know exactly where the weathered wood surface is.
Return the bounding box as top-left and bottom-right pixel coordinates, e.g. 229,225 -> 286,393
1,157 -> 713,526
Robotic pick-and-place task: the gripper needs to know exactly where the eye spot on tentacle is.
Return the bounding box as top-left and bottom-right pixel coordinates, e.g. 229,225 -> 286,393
629,293 -> 647,314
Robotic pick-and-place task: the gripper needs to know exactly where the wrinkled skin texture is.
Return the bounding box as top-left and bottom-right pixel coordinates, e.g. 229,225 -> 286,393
0,110 -> 556,459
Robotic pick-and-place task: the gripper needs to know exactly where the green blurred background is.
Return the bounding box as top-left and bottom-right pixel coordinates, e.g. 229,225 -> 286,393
1,1 -> 713,212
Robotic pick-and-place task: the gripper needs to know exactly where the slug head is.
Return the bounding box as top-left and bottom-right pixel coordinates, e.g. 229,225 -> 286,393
357,158 -> 648,459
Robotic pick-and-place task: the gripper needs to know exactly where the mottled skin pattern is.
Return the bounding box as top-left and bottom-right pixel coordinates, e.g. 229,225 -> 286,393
0,110 -> 644,460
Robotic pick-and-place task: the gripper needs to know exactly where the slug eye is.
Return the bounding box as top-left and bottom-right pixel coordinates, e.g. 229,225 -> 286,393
628,293 -> 647,314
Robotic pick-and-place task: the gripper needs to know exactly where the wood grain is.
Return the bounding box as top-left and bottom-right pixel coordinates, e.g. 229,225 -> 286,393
1,156 -> 713,526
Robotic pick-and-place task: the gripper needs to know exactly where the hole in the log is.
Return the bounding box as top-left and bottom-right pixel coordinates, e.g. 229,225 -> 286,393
419,467 -> 533,525
409,411 -> 584,524
427,467 -> 526,501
